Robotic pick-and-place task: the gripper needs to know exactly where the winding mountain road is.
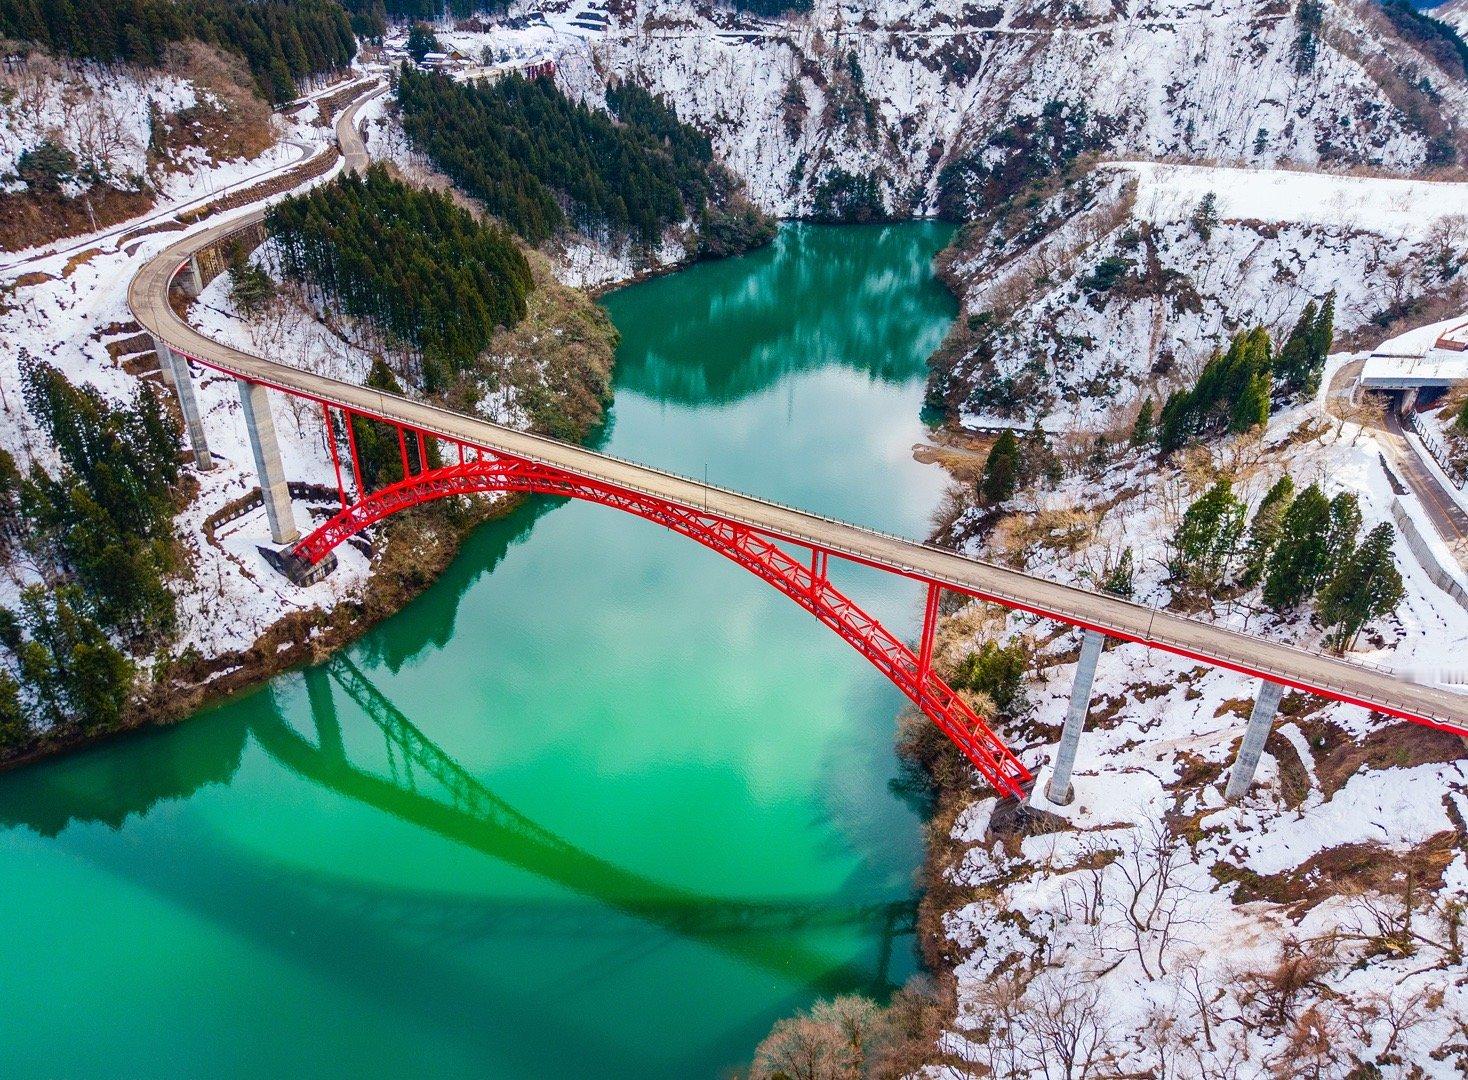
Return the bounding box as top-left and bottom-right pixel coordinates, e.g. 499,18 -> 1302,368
128,81 -> 1468,735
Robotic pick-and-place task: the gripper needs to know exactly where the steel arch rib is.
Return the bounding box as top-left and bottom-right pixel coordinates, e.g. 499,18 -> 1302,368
293,457 -> 1033,798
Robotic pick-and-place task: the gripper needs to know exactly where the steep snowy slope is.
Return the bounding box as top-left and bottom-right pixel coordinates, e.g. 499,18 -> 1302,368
0,44 -> 279,249
931,162 -> 1468,427
914,372 -> 1468,1076
545,0 -> 1468,217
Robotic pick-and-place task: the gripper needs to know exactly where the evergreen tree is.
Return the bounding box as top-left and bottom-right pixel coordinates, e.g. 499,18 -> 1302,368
1233,367 -> 1272,434
267,167 -> 532,383
952,639 -> 1030,719
228,256 -> 275,316
10,584 -> 133,733
1262,482 -> 1332,610
394,66 -> 762,252
0,448 -> 21,547
1295,0 -> 1324,74
1324,491 -> 1362,572
1273,300 -> 1318,393
406,20 -> 439,62
1306,290 -> 1335,396
1317,523 -> 1404,652
980,429 -> 1020,504
16,351 -> 180,641
1130,397 -> 1155,447
0,0 -> 358,103
1191,192 -> 1218,241
1101,547 -> 1135,598
345,359 -> 442,492
0,669 -> 25,750
1018,422 -> 1060,488
1169,479 -> 1246,590
1158,327 -> 1274,452
1240,474 -> 1294,587
1275,294 -> 1334,398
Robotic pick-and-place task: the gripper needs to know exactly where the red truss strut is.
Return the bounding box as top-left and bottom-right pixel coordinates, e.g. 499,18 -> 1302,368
291,456 -> 1034,797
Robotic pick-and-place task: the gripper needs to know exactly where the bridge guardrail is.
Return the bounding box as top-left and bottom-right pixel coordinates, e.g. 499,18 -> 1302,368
140,95 -> 1464,732
1402,409 -> 1466,490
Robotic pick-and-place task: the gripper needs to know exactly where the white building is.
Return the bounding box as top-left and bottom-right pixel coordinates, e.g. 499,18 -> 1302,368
1359,315 -> 1468,393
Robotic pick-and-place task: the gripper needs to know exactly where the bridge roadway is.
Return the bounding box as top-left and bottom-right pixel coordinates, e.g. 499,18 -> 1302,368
128,82 -> 1467,735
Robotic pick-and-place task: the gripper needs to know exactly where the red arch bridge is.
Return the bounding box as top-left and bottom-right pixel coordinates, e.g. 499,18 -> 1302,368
130,209 -> 1468,804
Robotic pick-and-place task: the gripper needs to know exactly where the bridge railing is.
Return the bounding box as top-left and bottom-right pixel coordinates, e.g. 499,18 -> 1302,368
152,220 -> 1459,729
1402,409 -> 1467,490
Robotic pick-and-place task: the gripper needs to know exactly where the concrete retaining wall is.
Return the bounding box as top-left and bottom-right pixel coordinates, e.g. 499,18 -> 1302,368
1391,496 -> 1468,615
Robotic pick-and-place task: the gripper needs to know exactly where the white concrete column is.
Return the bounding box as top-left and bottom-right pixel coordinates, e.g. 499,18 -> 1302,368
162,344 -> 213,471
1045,629 -> 1105,805
150,335 -> 176,388
1224,679 -> 1287,801
181,254 -> 205,297
237,379 -> 299,545
1399,388 -> 1419,415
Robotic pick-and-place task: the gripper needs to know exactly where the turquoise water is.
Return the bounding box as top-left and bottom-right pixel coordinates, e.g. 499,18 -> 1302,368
0,222 -> 957,1078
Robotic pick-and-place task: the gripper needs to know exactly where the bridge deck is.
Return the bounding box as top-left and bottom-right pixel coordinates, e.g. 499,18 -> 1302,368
126,85 -> 1467,734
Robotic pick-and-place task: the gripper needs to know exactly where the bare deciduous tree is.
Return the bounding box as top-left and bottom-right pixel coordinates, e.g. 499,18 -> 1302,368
1269,1002 -> 1350,1080
1025,975 -> 1115,1079
1106,818 -> 1199,979
1235,939 -> 1334,1030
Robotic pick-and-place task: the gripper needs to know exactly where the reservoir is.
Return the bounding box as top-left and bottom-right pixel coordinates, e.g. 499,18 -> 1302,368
0,222 -> 957,1078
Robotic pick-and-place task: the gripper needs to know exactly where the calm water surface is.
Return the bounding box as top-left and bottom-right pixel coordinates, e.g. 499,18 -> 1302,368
0,222 -> 956,1078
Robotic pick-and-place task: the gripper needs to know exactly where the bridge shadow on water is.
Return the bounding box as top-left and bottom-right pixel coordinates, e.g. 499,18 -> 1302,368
0,654 -> 918,1069
274,655 -> 919,992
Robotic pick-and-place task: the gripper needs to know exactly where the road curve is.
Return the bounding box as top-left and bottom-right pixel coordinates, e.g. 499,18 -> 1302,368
129,82 -> 1468,734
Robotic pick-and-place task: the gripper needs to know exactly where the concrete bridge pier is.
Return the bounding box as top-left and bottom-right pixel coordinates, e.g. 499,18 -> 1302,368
237,379 -> 299,545
156,338 -> 213,471
1224,679 -> 1286,801
150,334 -> 176,389
1044,628 -> 1106,806
180,254 -> 206,298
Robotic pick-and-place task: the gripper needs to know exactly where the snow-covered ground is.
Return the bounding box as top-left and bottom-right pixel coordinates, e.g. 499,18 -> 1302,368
1122,160 -> 1468,239
930,380 -> 1468,1074
936,162 -> 1468,429
0,55 -> 199,196
0,87 -> 360,664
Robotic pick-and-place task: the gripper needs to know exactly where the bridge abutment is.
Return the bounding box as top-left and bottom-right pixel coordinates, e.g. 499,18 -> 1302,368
1044,628 -> 1105,806
1224,679 -> 1286,801
237,379 -> 300,545
155,338 -> 214,471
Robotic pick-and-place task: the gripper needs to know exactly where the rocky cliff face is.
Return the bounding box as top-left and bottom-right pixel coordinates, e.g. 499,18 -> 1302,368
556,0 -> 1468,219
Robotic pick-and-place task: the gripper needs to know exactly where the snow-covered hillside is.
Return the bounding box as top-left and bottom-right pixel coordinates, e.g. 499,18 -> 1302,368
0,55 -> 198,196
931,161 -> 1468,428
530,0 -> 1468,217
918,371 -> 1468,1075
0,95 -> 363,661
0,45 -> 285,250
